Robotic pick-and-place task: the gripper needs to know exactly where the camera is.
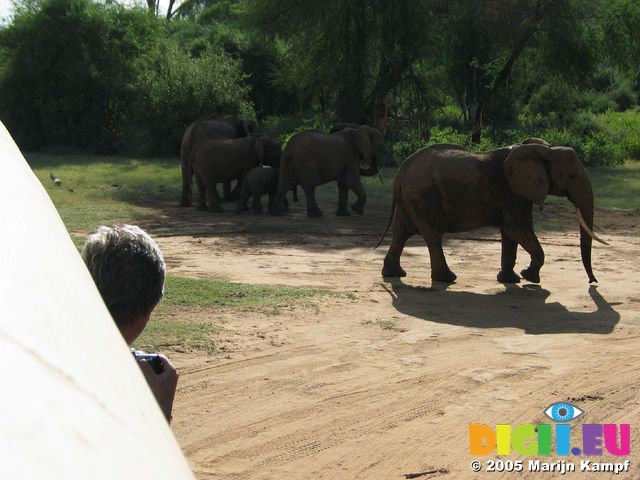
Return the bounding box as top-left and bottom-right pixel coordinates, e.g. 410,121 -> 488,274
131,349 -> 164,374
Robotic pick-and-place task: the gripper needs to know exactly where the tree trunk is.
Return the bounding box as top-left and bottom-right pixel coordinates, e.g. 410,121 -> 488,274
471,0 -> 555,144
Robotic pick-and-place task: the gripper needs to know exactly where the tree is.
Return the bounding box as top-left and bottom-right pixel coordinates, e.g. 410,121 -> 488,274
248,0 -> 434,128
439,0 -> 597,143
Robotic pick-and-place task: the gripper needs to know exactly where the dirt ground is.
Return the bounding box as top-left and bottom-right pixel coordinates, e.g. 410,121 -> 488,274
148,193 -> 640,480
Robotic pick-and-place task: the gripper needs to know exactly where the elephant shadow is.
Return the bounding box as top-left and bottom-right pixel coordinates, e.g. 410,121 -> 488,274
382,282 -> 619,335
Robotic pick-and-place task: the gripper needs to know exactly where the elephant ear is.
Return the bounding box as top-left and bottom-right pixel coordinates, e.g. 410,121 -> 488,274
503,144 -> 551,207
355,126 -> 372,162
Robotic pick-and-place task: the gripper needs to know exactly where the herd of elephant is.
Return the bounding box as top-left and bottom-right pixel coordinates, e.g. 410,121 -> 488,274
180,115 -> 383,217
180,115 -> 608,285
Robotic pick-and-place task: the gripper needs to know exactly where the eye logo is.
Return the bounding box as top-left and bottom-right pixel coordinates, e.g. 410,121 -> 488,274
544,402 -> 583,422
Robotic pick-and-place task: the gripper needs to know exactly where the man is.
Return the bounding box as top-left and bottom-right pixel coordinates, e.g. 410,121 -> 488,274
82,225 -> 178,422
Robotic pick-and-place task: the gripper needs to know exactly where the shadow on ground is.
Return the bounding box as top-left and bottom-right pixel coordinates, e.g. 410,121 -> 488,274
382,282 -> 620,335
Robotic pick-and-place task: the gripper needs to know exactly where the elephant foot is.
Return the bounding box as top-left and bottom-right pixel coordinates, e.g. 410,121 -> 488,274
235,206 -> 246,214
252,207 -> 264,214
179,199 -> 192,207
497,270 -> 520,283
351,204 -> 364,215
520,267 -> 540,284
432,269 -> 457,284
307,207 -> 323,218
197,203 -> 208,211
382,263 -> 406,278
335,208 -> 350,216
209,206 -> 224,213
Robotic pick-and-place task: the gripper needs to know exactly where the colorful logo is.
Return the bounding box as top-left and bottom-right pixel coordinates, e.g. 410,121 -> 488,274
469,402 -> 630,457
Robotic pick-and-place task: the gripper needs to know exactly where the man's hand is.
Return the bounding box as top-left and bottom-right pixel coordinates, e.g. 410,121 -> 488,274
138,354 -> 179,422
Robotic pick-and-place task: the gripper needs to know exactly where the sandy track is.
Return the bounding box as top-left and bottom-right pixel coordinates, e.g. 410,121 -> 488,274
149,197 -> 640,479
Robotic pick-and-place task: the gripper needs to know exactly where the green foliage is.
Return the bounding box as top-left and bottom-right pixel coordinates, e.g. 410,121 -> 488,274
122,40 -> 252,155
610,80 -> 638,111
0,0 -> 252,155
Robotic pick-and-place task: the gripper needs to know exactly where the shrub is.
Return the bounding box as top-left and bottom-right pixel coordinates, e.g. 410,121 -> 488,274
610,80 -> 638,111
582,131 -> 625,166
0,0 -> 253,155
122,41 -> 252,156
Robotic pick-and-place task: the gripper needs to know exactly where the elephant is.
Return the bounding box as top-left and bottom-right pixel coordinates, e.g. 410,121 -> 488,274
188,134 -> 281,213
275,125 -> 384,217
376,141 -> 608,284
180,115 -> 259,206
235,166 -> 298,214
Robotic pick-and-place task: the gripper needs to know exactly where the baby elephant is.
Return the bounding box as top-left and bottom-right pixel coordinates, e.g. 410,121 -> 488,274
236,167 -> 297,213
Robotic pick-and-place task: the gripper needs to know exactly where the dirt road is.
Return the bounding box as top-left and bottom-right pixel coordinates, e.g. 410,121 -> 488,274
151,196 -> 640,479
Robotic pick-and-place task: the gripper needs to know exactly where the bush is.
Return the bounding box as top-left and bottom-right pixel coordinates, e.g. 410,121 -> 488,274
610,80 -> 638,111
0,0 -> 253,155
121,41 -> 252,156
582,131 -> 626,166
525,81 -> 581,118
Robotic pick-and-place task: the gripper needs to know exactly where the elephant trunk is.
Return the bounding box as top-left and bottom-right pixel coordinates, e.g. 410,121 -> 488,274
568,180 -> 597,283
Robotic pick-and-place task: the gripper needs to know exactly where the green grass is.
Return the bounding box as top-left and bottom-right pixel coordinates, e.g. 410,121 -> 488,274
133,318 -> 222,353
28,153 -> 180,231
129,275 -> 349,352
162,275 -> 342,309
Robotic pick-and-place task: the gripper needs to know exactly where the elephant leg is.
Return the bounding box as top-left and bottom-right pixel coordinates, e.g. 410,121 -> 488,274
382,204 -> 413,277
517,230 -> 545,283
205,179 -> 223,213
413,217 -> 456,283
230,183 -> 242,200
195,173 -> 208,211
497,229 -> 520,283
235,185 -> 250,214
251,193 -> 263,213
336,182 -> 350,216
267,193 -> 274,213
222,182 -> 232,202
303,184 -> 323,217
347,176 -> 367,215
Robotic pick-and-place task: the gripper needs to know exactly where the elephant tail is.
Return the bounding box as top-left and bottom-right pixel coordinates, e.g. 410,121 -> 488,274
374,180 -> 398,249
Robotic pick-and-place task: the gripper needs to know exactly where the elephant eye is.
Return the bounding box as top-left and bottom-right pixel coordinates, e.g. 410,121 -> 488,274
544,402 -> 583,422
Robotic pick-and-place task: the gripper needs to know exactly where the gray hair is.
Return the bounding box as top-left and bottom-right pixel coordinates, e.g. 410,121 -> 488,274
81,225 -> 165,329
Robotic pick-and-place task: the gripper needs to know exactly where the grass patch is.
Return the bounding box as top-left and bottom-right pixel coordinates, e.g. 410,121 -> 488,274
133,317 -> 222,353
132,275 -> 349,352
163,275 -> 344,310
28,153 -> 180,231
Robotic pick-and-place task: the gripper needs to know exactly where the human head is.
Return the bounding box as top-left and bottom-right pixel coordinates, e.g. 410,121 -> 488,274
82,225 -> 166,344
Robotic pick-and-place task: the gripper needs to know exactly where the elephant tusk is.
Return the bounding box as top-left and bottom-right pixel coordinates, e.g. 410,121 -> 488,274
575,208 -> 609,245
377,167 -> 385,185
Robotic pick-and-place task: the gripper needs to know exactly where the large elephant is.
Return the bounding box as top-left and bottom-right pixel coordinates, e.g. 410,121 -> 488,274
276,125 -> 384,217
180,115 -> 259,206
377,141 -> 607,284
189,134 -> 281,213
